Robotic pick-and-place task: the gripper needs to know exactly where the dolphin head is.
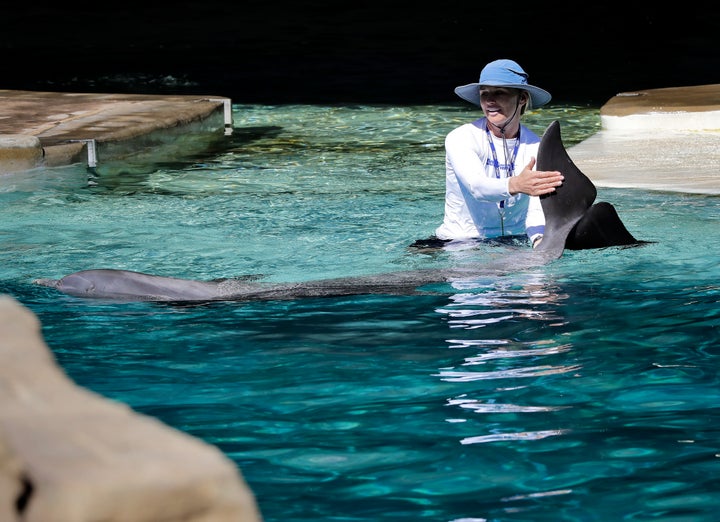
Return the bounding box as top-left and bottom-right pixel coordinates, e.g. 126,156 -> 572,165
33,270 -> 104,296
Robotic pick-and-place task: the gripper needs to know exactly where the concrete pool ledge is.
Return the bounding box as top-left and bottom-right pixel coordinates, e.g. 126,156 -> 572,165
0,90 -> 232,175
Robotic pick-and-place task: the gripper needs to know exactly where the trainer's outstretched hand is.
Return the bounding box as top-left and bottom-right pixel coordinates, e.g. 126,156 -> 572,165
509,157 -> 563,196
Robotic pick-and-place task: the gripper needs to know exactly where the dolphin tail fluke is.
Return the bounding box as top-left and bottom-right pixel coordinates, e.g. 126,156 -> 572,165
564,201 -> 639,250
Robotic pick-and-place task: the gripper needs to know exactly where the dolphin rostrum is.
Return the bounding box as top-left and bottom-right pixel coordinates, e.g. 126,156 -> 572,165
33,121 -> 643,302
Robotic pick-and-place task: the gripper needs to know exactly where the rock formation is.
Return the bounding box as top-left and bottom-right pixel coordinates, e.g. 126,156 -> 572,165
0,295 -> 262,521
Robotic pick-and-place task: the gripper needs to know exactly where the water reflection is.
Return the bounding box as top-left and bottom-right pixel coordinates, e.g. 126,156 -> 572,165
459,429 -> 571,445
433,273 -> 581,447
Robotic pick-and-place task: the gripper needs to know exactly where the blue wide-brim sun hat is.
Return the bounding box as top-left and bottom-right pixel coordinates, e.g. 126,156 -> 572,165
454,59 -> 552,109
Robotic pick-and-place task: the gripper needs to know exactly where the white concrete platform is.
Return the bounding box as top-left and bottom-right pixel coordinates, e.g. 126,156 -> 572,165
570,84 -> 720,195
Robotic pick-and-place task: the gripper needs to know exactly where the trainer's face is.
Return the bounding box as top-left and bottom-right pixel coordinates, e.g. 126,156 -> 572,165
479,87 -> 524,134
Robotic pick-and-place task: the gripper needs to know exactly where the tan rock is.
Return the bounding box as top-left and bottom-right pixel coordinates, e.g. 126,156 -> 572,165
0,295 -> 262,522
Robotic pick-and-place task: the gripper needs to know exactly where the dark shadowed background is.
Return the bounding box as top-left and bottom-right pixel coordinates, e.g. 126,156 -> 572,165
3,3 -> 719,105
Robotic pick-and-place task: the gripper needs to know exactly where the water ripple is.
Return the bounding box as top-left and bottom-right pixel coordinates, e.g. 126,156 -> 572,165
460,429 -> 571,445
456,344 -> 572,361
435,364 -> 582,382
447,398 -> 567,413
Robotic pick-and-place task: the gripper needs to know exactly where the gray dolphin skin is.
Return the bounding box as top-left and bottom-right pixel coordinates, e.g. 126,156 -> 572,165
33,121 -> 642,303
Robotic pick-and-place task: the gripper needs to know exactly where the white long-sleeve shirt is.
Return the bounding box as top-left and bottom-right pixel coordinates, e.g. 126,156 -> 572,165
435,117 -> 545,242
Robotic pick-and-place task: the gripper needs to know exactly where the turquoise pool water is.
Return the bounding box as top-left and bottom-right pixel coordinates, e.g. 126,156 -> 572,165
2,103 -> 720,521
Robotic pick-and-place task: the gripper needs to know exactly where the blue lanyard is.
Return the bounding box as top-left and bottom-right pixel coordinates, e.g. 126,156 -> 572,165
485,126 -> 520,209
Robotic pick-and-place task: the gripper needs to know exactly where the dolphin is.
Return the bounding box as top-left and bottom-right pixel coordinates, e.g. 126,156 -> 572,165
32,266 -> 474,302
33,121 -> 643,302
